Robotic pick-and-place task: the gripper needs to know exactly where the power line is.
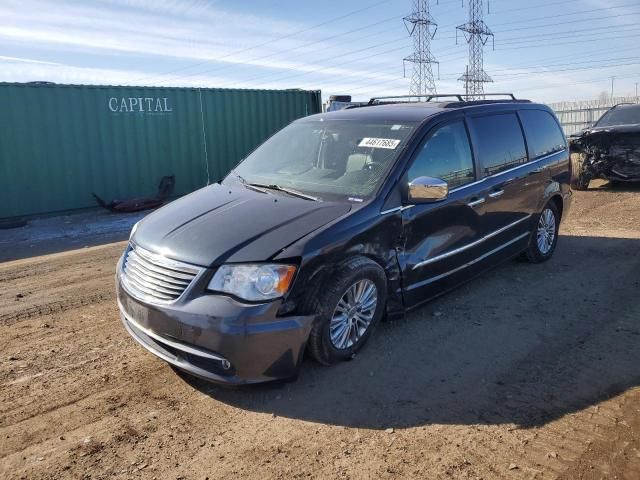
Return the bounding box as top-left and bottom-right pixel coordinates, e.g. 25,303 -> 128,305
515,72 -> 640,94
491,29 -> 640,51
497,1 -> 638,28
492,61 -> 640,81
494,22 -> 640,46
157,15 -> 406,87
441,54 -> 640,79
131,0 -> 640,97
213,27 -> 640,91
431,5 -> 640,42
493,10 -> 640,34
341,59 -> 640,96
127,0 -> 394,85
432,18 -> 640,57
159,3 -> 640,88
304,51 -> 640,100
219,36 -> 410,88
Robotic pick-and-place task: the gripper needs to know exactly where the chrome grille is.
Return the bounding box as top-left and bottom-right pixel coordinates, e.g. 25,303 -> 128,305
122,245 -> 201,303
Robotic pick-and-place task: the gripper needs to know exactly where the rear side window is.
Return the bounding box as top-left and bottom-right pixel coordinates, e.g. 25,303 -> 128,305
407,120 -> 475,189
470,113 -> 528,177
519,110 -> 566,159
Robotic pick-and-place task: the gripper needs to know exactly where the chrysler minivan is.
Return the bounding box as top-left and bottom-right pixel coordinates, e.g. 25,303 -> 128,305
117,94 -> 572,384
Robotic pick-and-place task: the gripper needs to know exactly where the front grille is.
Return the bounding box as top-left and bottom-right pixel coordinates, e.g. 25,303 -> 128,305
122,245 -> 201,303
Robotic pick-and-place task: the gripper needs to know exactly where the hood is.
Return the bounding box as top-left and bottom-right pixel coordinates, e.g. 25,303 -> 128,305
133,183 -> 351,267
570,124 -> 640,150
586,124 -> 640,134
571,123 -> 640,140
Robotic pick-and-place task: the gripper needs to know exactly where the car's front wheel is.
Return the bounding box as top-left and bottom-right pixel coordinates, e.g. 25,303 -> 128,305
306,256 -> 387,365
524,201 -> 560,263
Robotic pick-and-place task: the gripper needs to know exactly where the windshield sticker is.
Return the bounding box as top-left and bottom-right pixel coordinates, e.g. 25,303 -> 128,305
358,137 -> 401,149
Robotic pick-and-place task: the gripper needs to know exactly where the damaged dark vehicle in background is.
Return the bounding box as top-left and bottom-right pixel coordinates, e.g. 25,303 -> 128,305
570,103 -> 640,190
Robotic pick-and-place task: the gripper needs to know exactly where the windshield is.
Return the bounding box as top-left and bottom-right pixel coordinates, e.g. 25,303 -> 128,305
230,119 -> 418,200
595,105 -> 640,127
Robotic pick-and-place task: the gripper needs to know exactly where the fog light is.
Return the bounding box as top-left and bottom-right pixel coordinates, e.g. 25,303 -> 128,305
221,359 -> 231,370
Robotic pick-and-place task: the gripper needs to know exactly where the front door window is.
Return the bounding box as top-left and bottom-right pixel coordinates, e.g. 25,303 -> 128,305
407,120 -> 475,189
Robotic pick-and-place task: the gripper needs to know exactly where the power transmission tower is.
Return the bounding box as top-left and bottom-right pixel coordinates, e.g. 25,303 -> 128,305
456,0 -> 494,99
403,0 -> 439,97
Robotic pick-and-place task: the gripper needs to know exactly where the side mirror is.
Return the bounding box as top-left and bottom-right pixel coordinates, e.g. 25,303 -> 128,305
407,176 -> 448,203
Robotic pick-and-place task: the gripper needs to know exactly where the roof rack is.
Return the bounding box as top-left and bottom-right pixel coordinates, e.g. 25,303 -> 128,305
368,93 -> 518,105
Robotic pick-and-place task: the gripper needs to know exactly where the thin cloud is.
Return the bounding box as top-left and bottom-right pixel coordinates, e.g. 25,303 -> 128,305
0,55 -> 62,66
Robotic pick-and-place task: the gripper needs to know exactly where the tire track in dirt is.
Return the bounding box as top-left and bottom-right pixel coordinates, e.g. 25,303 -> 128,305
0,292 -> 114,326
0,243 -> 124,327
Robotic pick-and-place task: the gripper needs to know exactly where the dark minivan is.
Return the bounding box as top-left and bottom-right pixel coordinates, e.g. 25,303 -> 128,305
117,94 -> 572,384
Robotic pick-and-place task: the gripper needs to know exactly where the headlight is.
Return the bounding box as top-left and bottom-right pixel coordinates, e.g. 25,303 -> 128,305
130,221 -> 140,240
208,264 -> 296,301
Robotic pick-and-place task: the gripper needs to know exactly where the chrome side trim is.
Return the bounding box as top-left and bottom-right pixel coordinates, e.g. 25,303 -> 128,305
448,178 -> 485,193
467,198 -> 485,208
411,232 -> 530,288
412,214 -> 532,270
380,205 -> 416,215
119,301 -> 227,362
449,148 -> 566,195
382,149 -> 566,215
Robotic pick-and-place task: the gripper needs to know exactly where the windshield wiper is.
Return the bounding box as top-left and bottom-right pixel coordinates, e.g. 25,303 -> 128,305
248,183 -> 320,202
232,170 -> 269,194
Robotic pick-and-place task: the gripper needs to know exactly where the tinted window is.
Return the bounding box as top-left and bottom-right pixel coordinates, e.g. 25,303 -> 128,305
470,113 -> 528,176
408,121 -> 475,189
595,105 -> 640,127
519,110 -> 566,159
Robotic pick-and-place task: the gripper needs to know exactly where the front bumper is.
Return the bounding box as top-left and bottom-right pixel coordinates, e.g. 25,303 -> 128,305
116,257 -> 316,385
601,169 -> 640,182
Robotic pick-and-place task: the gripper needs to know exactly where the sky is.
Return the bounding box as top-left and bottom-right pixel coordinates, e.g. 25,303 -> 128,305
2,0 -> 640,103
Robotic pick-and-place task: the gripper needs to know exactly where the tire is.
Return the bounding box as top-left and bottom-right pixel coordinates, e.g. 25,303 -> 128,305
523,201 -> 560,263
570,153 -> 590,190
305,256 -> 387,366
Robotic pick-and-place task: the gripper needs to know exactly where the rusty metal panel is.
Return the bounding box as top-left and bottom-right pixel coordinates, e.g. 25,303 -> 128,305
0,83 -> 321,219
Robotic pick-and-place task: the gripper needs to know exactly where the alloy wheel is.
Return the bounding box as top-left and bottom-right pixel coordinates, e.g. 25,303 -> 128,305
537,208 -> 556,255
329,279 -> 378,350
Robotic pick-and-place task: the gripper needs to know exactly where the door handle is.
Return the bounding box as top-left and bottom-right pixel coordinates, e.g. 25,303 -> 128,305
467,197 -> 485,208
488,189 -> 504,199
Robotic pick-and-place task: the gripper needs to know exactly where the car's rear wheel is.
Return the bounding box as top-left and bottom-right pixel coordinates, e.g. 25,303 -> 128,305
306,256 -> 387,365
524,201 -> 560,263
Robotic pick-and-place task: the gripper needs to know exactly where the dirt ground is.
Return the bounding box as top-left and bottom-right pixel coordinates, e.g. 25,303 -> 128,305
1,180 -> 639,480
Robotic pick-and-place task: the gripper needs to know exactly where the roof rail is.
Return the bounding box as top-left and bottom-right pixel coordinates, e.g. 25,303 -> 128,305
368,93 -> 518,105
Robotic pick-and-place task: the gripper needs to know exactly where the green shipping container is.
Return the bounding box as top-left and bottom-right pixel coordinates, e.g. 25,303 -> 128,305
0,83 -> 321,220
